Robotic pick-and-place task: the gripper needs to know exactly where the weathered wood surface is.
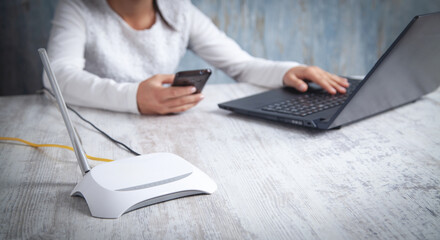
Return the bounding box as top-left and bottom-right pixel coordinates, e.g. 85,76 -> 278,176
0,83 -> 439,239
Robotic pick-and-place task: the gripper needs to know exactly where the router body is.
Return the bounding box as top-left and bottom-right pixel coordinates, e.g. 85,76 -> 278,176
71,152 -> 217,219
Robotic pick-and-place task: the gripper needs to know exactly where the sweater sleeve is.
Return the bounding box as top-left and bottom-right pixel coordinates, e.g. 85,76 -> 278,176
187,3 -> 303,88
44,0 -> 140,114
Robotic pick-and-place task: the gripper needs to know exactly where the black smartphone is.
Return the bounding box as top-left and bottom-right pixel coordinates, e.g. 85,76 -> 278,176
172,69 -> 212,93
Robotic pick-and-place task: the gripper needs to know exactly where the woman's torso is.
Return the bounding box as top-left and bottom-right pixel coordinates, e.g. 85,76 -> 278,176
80,0 -> 190,83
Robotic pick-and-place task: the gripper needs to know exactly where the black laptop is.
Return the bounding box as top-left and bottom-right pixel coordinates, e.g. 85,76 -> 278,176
218,12 -> 440,130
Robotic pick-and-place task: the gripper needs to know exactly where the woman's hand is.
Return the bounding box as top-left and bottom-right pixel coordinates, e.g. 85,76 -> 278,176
283,66 -> 349,94
136,74 -> 204,115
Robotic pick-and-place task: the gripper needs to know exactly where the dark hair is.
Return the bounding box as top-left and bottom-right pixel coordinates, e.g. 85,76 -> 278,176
153,0 -> 174,30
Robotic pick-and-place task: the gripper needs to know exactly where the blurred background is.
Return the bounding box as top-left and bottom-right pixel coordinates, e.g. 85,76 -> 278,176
1,0 -> 439,95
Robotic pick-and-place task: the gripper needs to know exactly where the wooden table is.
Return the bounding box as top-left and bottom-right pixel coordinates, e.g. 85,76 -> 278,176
1,83 -> 439,239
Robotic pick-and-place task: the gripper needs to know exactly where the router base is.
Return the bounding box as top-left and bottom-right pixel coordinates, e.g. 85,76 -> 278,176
71,153 -> 217,219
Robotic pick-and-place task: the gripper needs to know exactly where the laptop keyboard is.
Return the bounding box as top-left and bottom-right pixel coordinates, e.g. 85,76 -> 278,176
261,80 -> 360,117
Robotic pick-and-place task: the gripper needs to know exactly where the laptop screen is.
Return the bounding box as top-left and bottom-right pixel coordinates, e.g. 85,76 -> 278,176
330,13 -> 440,128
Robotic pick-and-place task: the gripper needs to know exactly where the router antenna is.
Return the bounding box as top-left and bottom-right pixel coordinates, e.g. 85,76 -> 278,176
38,48 -> 91,175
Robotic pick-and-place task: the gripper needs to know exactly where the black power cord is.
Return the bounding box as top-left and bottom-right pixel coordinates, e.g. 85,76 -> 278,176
40,87 -> 141,156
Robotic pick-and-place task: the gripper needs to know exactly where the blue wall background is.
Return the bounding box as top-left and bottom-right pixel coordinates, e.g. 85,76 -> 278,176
178,0 -> 440,84
1,0 -> 440,95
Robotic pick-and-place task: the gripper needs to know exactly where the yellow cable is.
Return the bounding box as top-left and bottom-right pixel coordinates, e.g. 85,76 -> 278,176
0,137 -> 113,162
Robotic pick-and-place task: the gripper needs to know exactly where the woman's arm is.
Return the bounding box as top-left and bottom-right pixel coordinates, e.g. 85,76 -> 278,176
45,0 -> 139,113
187,4 -> 298,89
187,3 -> 348,93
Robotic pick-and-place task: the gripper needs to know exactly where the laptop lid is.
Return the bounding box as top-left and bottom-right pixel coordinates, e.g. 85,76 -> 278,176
328,12 -> 440,128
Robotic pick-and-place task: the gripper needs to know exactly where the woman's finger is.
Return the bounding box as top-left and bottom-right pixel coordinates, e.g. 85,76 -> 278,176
325,73 -> 348,93
297,66 -> 335,94
329,73 -> 349,88
167,102 -> 199,113
284,66 -> 348,95
159,86 -> 197,101
164,93 -> 204,108
285,73 -> 308,92
327,78 -> 347,93
312,71 -> 337,94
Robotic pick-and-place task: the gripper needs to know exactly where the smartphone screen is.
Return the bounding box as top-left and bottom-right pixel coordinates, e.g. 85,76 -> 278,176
172,69 -> 212,93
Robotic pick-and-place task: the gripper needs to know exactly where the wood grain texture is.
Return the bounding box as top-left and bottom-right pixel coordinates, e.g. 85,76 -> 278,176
0,84 -> 439,239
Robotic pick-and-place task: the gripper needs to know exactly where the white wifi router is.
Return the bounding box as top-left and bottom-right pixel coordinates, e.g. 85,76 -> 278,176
39,48 -> 217,218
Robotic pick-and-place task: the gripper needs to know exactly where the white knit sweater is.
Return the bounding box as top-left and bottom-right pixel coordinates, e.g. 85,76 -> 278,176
45,0 -> 301,113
